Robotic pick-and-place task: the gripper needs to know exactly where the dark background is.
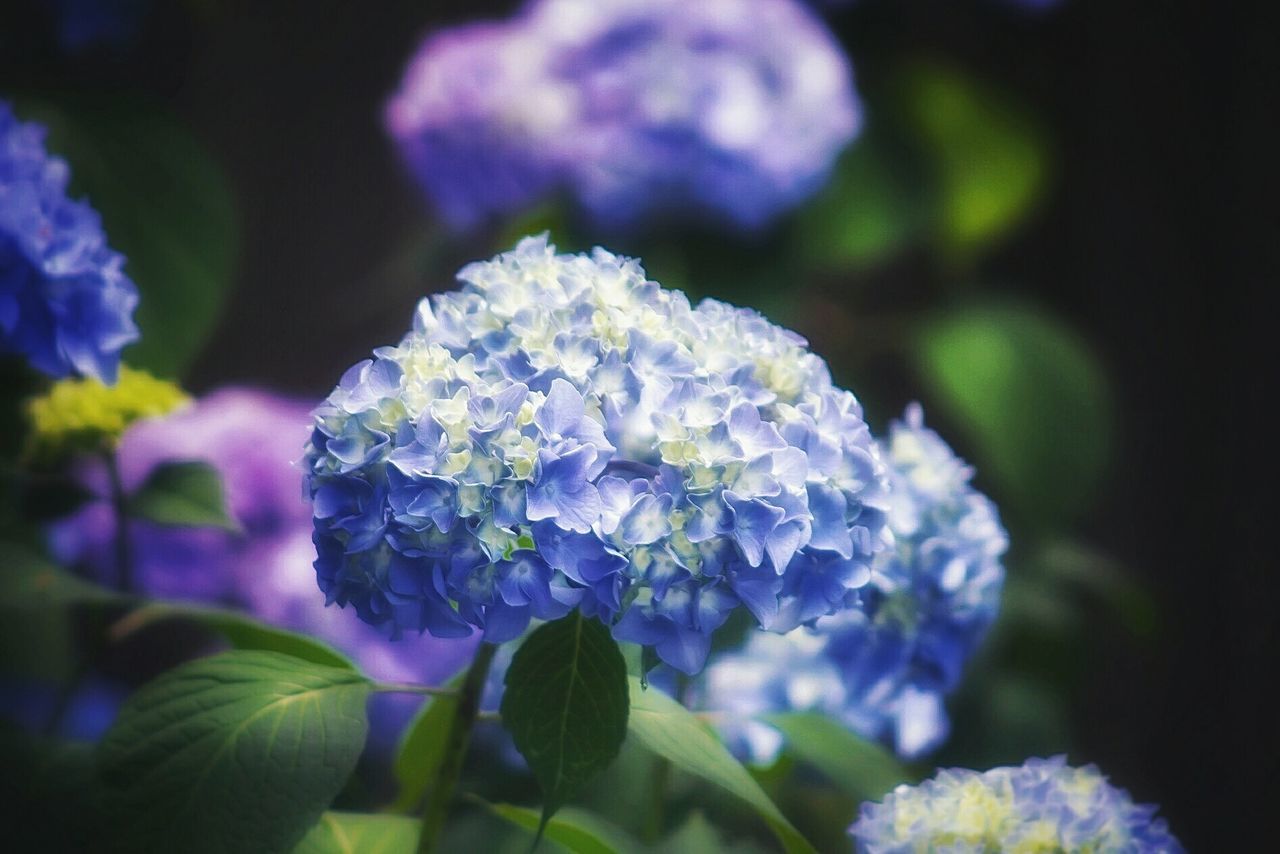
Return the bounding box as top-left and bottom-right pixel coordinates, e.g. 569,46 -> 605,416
2,1 -> 1272,847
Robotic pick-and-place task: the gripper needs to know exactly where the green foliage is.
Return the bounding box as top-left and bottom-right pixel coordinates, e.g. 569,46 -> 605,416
762,713 -> 912,802
625,677 -> 814,854
661,811 -> 726,854
293,812 -> 420,854
98,650 -> 371,854
0,732 -> 104,851
798,136 -> 925,271
901,62 -> 1048,256
1035,539 -> 1158,637
914,303 -> 1115,526
501,613 -> 630,837
15,96 -> 239,377
1,540 -> 126,608
111,601 -> 357,670
126,460 -> 241,531
391,672 -> 463,813
0,541 -> 126,678
481,800 -> 643,854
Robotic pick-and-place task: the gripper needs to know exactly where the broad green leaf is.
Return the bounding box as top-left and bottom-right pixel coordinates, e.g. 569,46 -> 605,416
111,601 -> 356,671
914,303 -> 1114,525
482,801 -> 642,854
762,713 -> 912,802
625,678 -> 815,854
293,812 -> 419,854
98,650 -> 371,854
798,137 -> 925,271
390,672 -> 463,812
18,96 -> 239,376
902,62 -> 1047,254
500,612 -> 629,836
127,460 -> 240,531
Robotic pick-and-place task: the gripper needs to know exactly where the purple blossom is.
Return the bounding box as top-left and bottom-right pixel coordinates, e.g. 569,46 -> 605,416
386,0 -> 861,233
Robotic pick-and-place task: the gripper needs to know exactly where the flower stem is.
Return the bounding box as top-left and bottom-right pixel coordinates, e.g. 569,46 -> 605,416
417,641 -> 498,853
103,450 -> 131,593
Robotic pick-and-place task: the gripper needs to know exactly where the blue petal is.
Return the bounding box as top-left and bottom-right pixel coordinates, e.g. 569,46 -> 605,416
535,377 -> 585,437
724,491 -> 785,567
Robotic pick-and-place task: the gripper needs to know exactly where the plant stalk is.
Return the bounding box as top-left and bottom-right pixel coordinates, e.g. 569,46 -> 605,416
103,450 -> 132,593
417,641 -> 498,853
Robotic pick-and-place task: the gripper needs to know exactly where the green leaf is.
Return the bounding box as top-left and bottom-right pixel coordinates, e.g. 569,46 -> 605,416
1035,540 -> 1158,637
661,811 -> 727,854
0,540 -> 126,608
98,650 -> 371,854
17,96 -> 239,376
111,601 -> 357,671
390,672 -> 463,813
902,62 -> 1048,255
481,801 -> 643,854
798,136 -> 925,271
293,812 -> 419,854
914,303 -> 1115,524
762,713 -> 912,802
625,677 -> 815,854
500,612 -> 630,837
127,460 -> 240,531
0,541 -> 127,678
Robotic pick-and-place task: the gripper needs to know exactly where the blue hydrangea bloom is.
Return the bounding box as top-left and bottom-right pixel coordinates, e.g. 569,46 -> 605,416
1,101 -> 139,382
303,235 -> 889,673
385,0 -> 860,233
701,404 -> 1005,757
851,756 -> 1183,853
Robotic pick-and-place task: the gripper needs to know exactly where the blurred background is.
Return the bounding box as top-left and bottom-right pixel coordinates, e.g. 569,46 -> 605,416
1,0 -> 1271,849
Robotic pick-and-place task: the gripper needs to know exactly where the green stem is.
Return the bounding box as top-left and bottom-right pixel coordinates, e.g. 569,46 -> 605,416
103,450 -> 131,593
643,672 -> 691,843
417,641 -> 498,853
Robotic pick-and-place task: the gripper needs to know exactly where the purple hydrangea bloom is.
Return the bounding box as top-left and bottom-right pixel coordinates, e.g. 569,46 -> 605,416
48,389 -> 478,704
303,236 -> 889,673
1,101 -> 138,382
386,0 -> 860,233
851,756 -> 1183,853
700,405 -> 1005,759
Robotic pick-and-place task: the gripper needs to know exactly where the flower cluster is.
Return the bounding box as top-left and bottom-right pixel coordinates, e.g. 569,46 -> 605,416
26,365 -> 189,458
48,388 -> 477,727
385,0 -> 859,233
851,756 -> 1183,853
303,235 -> 888,673
701,405 -> 1006,758
1,101 -> 139,382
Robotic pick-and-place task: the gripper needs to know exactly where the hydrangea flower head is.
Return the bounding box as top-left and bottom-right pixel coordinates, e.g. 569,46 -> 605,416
1,101 -> 139,382
851,757 -> 1183,853
26,365 -> 188,458
303,235 -> 888,673
701,405 -> 1005,758
386,0 -> 859,233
